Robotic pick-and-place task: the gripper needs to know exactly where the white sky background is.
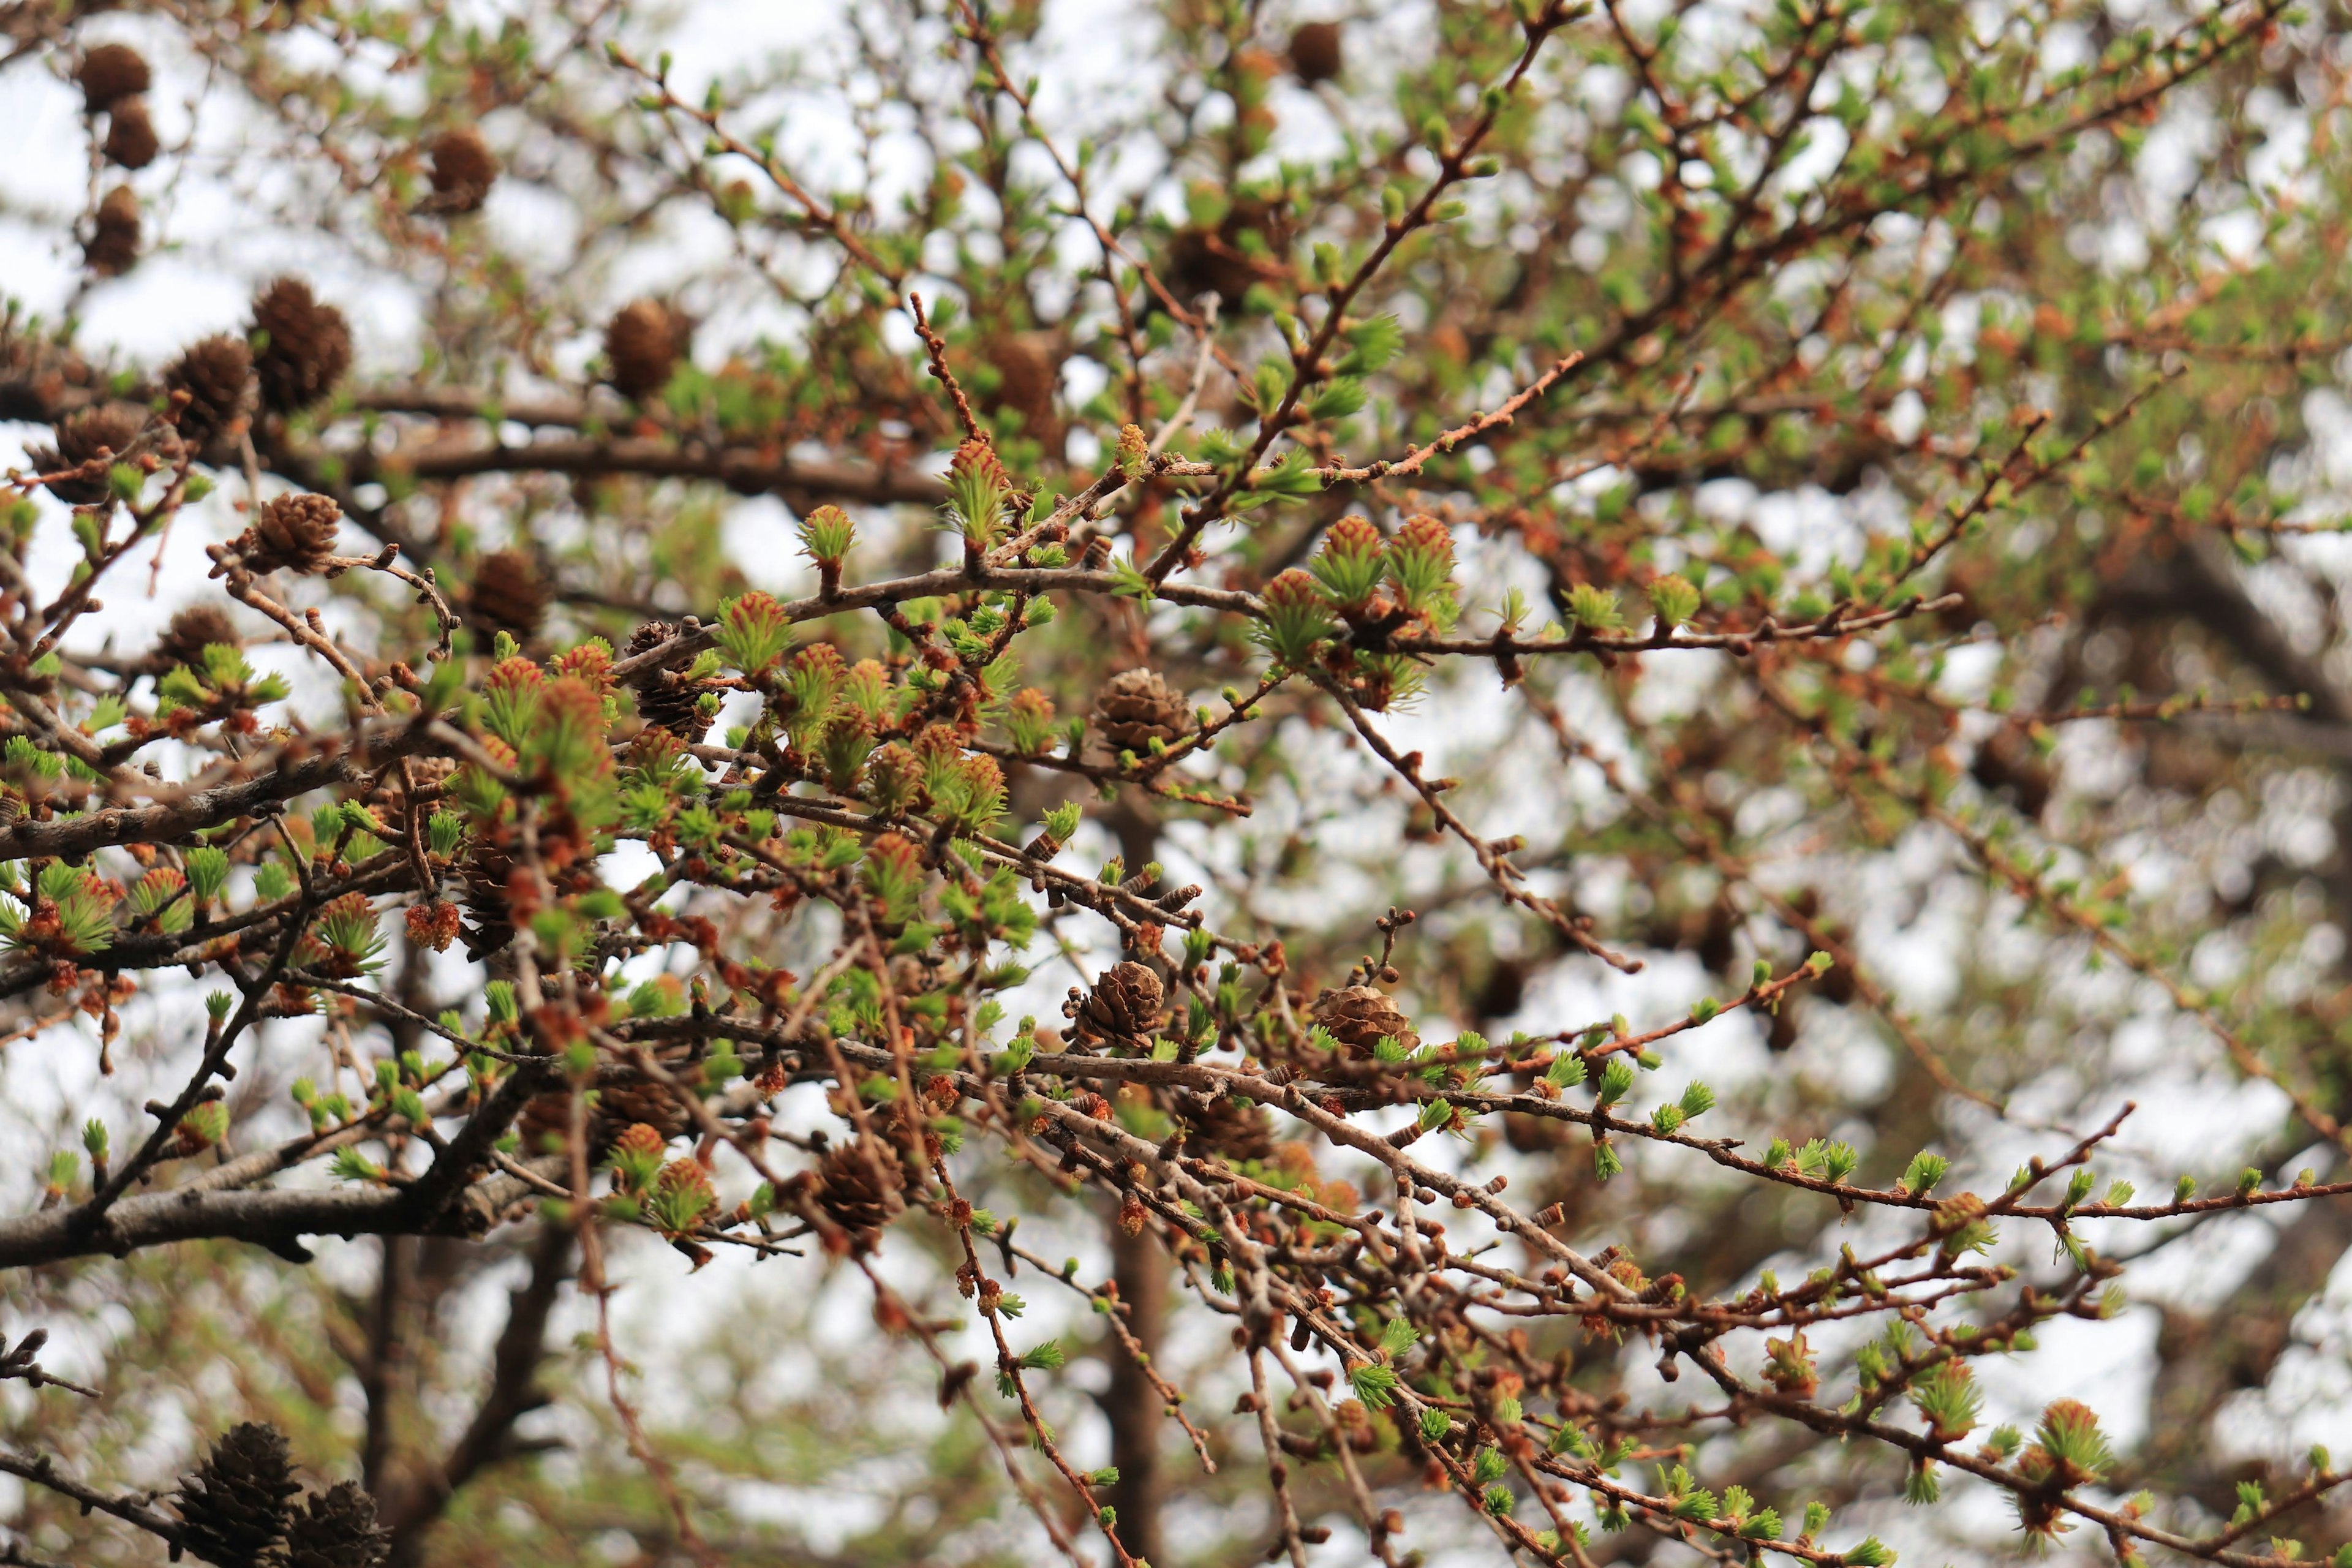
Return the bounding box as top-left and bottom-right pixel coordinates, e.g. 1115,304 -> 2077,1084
2,1 -> 2352,1564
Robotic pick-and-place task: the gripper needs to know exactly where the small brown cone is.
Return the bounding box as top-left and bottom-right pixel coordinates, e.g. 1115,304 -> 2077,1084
84,185 -> 140,276
1093,668 -> 1191,756
233,492 -> 342,576
516,1045 -> 695,1156
813,1142 -> 892,1245
154,603 -> 240,673
1079,960 -> 1166,1041
164,334 -> 255,451
103,96 -> 159,169
1311,985 -> 1419,1057
605,298 -> 687,401
1164,195 -> 1292,311
624,620 -> 703,739
421,125 -> 498,214
31,402 -> 148,503
1185,1093 -> 1275,1164
465,547 -> 549,643
251,276 -> 353,414
75,43 -> 150,112
458,837 -> 516,961
173,1422 -> 301,1567
1288,21 -> 1343,83
981,331 -> 1063,444
284,1480 -> 390,1568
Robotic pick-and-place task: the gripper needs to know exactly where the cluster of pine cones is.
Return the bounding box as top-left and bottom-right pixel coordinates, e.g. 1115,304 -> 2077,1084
172,1422 -> 388,1568
29,276 -> 349,505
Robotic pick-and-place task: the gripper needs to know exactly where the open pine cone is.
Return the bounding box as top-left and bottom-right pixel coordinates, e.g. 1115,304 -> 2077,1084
1289,21 -> 1343,83
252,277 -> 353,415
74,43 -> 149,111
174,1422 -> 301,1568
466,547 -> 549,643
980,331 -> 1065,445
604,299 -> 688,402
1079,960 -> 1166,1041
1310,985 -> 1419,1056
1164,195 -> 1293,313
230,492 -> 342,576
624,620 -> 704,739
164,334 -> 255,452
84,184 -> 141,275
31,402 -> 149,504
812,1141 -> 894,1245
1093,668 -> 1191,757
154,603 -> 241,674
104,96 -> 159,169
284,1481 -> 390,1568
1183,1093 -> 1275,1164
516,1040 -> 698,1157
421,125 -> 497,214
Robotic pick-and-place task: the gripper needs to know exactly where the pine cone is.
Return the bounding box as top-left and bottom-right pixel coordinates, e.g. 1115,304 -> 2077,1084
812,1142 -> 892,1243
84,184 -> 140,276
459,839 -> 516,960
624,620 -> 703,738
104,96 -> 159,169
1094,668 -> 1191,756
1310,985 -> 1419,1056
154,603 -> 241,673
1185,1093 -> 1274,1164
164,334 -> 255,451
604,299 -> 687,402
75,43 -> 149,111
175,1422 -> 301,1568
516,1049 -> 694,1156
284,1482 -> 390,1568
251,277 -> 353,415
981,331 -> 1063,445
421,126 -> 497,214
30,402 -> 148,504
466,548 -> 548,643
1080,960 -> 1165,1040
1288,21 -> 1343,84
1164,195 -> 1292,312
232,492 -> 342,576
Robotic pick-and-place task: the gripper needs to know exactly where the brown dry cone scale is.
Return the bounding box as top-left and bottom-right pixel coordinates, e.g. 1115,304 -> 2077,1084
604,298 -> 688,402
251,277 -> 353,415
230,492 -> 342,576
420,124 -> 497,214
1288,21 -> 1343,84
465,547 -> 549,643
624,620 -> 703,738
164,334 -> 255,453
1311,984 -> 1420,1057
103,96 -> 159,170
173,1421 -> 301,1568
84,185 -> 140,276
812,1141 -> 893,1246
29,402 -> 148,505
74,43 -> 149,112
1079,960 -> 1166,1041
153,603 -> 240,674
1094,667 -> 1192,756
